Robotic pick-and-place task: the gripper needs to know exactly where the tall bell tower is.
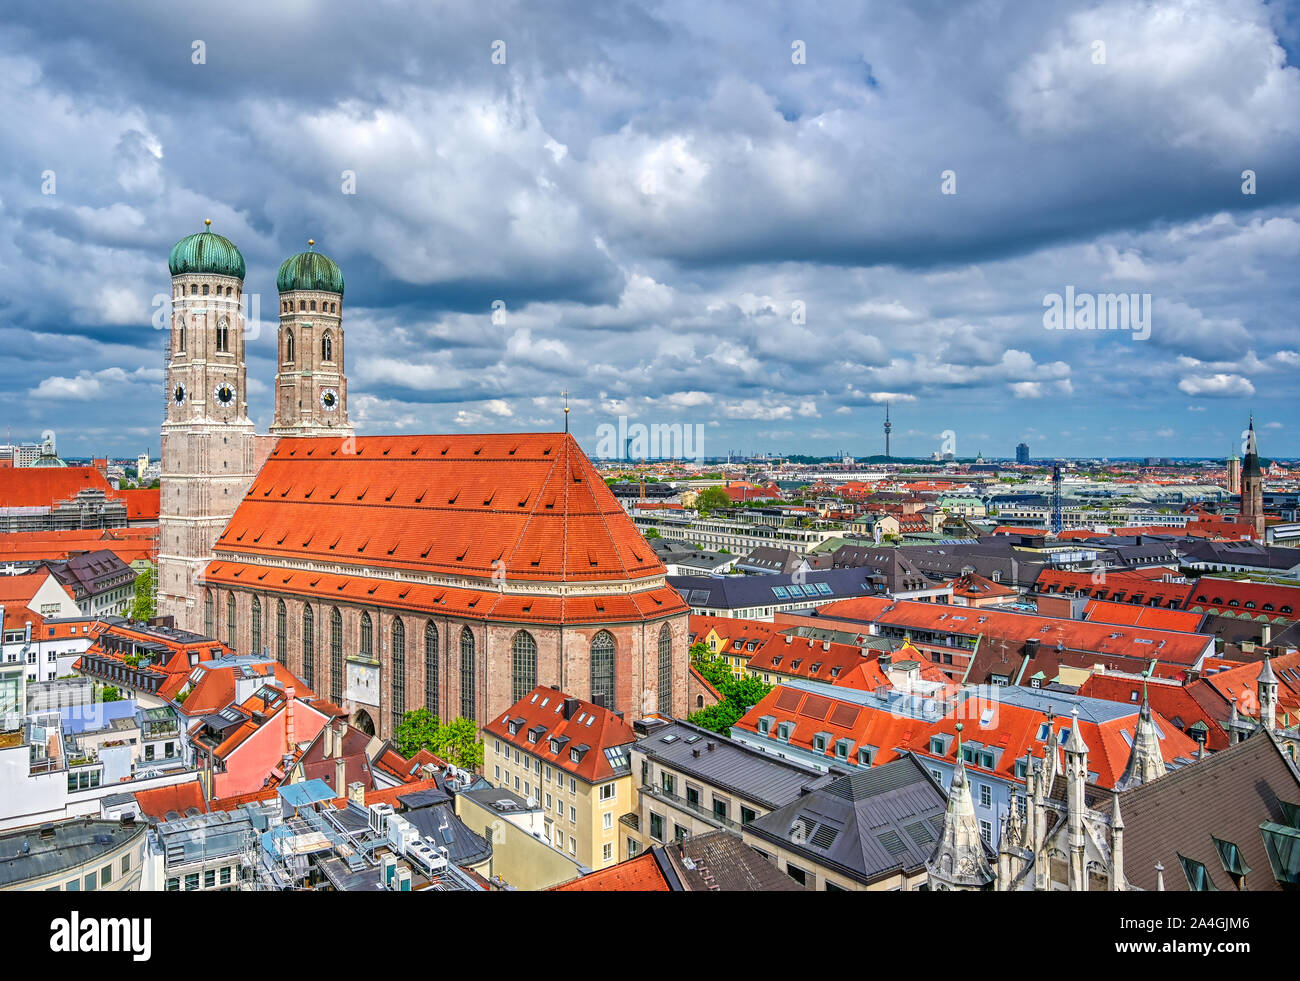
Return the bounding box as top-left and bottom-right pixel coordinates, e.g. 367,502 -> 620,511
270,241 -> 352,437
157,220 -> 259,633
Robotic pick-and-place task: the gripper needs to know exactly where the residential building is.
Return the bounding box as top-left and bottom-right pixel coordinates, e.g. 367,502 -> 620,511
742,755 -> 952,890
628,719 -> 829,859
483,686 -> 635,871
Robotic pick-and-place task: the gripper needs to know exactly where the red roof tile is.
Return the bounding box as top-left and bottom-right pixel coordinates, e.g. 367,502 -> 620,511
550,851 -> 671,891
484,685 -> 635,784
211,433 -> 667,585
134,780 -> 207,820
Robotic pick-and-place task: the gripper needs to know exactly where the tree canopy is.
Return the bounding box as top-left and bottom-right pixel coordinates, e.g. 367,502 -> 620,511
129,566 -> 156,622
686,641 -> 773,735
393,708 -> 484,770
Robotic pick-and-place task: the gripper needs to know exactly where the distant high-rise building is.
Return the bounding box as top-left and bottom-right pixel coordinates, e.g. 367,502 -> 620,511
1016,442 -> 1029,465
884,403 -> 892,459
1241,417 -> 1265,539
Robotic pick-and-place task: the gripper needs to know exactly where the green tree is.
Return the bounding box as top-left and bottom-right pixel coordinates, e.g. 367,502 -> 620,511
101,686 -> 123,703
432,717 -> 485,770
643,528 -> 661,539
687,701 -> 745,734
394,707 -> 442,757
695,487 -> 731,513
687,645 -> 773,735
393,709 -> 484,770
129,566 -> 157,622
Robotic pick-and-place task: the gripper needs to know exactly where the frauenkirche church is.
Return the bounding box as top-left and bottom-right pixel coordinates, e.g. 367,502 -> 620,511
157,223 -> 689,739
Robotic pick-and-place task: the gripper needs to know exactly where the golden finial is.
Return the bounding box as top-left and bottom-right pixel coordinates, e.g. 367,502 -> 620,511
562,390 -> 570,433
204,218 -> 211,228
308,239 -> 315,249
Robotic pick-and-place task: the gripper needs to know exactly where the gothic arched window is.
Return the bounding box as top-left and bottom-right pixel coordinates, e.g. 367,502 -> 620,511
275,599 -> 287,665
250,595 -> 262,653
216,317 -> 229,353
511,631 -> 537,704
302,604 -> 315,689
360,612 -> 373,658
285,329 -> 294,365
657,625 -> 673,716
460,628 -> 476,721
590,631 -> 616,708
425,622 -> 439,717
391,618 -> 406,734
329,608 -> 343,704
321,331 -> 333,362
204,591 -> 214,638
178,320 -> 186,352
226,594 -> 236,649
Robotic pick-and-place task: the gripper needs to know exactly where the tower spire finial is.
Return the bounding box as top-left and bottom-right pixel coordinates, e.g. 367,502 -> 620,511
204,218 -> 211,228
562,390 -> 570,434
308,238 -> 315,250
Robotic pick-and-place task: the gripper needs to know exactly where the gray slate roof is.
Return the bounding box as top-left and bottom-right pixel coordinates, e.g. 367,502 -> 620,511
635,720 -> 829,809
745,755 -> 950,886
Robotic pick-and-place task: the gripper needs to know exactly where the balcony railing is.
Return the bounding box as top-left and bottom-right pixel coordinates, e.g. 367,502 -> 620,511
641,783 -> 743,832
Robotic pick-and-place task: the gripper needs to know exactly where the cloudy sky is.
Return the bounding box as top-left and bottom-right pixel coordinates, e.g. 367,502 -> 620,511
2,0 -> 1299,461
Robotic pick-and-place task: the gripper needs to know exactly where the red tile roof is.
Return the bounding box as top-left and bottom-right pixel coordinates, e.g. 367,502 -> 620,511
0,572 -> 74,606
0,466 -> 114,508
946,572 -> 1019,601
735,684 -> 1201,789
746,633 -> 875,684
0,528 -> 157,565
1182,577 -> 1300,622
134,780 -> 208,820
1082,600 -> 1204,633
550,851 -> 671,891
1076,672 -> 1229,750
111,488 -> 161,521
814,596 -> 1213,669
1201,650 -> 1300,723
1033,567 -> 1188,607
212,433 -> 667,585
484,685 -> 636,784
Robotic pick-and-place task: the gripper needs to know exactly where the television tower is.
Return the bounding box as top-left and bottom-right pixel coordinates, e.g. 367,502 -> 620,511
884,402 -> 892,460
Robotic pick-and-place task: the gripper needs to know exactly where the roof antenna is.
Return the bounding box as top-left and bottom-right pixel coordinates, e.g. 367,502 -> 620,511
562,390 -> 570,434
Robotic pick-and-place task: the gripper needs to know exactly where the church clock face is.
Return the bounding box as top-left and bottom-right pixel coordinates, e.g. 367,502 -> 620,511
320,387 -> 339,412
214,382 -> 236,406
173,384 -> 186,405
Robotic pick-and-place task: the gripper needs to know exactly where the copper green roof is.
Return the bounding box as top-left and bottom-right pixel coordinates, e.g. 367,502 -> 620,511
277,244 -> 344,296
168,223 -> 246,279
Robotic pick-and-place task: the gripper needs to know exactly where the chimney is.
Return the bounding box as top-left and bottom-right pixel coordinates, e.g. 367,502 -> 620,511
348,781 -> 365,807
563,697 -> 580,720
335,756 -> 347,793
1261,623 -> 1272,645
284,687 -> 296,754
706,741 -> 715,752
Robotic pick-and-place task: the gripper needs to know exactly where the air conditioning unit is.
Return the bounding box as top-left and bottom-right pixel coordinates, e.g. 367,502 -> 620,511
387,815 -> 418,856
381,853 -> 398,889
406,841 -> 449,876
369,802 -> 395,835
395,866 -> 412,891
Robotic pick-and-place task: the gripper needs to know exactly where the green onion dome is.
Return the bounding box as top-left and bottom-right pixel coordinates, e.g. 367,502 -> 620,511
168,220 -> 246,279
277,240 -> 344,296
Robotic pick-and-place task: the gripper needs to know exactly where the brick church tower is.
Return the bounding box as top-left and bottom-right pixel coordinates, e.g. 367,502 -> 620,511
1241,416 -> 1265,540
270,242 -> 354,437
157,221 -> 261,632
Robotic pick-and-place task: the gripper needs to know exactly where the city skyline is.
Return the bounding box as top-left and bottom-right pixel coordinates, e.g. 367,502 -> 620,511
1,1 -> 1299,459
